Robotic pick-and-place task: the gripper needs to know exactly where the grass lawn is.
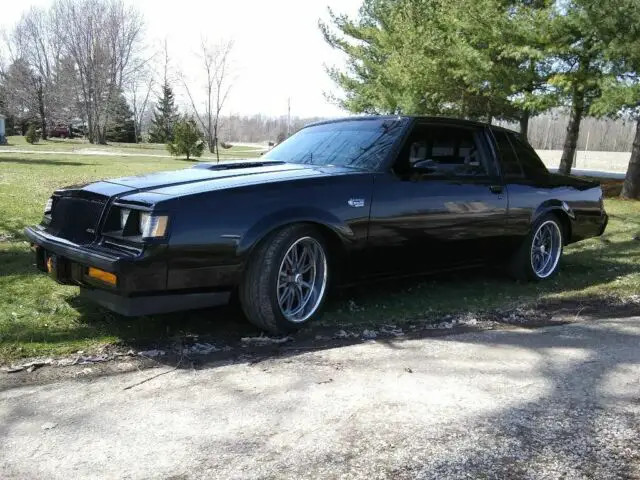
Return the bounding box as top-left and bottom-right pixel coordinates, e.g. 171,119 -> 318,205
1,153 -> 639,362
3,135 -> 264,159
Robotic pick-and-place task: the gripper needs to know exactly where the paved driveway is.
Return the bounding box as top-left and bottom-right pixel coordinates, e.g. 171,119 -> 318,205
2,317 -> 640,479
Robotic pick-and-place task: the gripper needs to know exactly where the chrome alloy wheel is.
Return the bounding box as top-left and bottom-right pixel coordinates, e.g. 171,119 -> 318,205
530,220 -> 562,279
276,236 -> 327,323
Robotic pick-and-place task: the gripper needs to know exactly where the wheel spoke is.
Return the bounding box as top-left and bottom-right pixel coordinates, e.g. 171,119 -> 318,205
297,248 -> 309,270
286,287 -> 297,312
284,254 -> 294,270
279,286 -> 292,305
291,286 -> 303,311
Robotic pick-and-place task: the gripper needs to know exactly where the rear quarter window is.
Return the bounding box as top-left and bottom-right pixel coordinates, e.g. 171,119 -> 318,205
508,134 -> 549,177
492,130 -> 523,177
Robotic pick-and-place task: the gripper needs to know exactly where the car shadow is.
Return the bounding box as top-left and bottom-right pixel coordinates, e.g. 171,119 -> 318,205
57,247 -> 640,370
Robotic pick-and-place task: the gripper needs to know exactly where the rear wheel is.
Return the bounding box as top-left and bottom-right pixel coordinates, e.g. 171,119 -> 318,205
239,224 -> 329,334
509,214 -> 564,281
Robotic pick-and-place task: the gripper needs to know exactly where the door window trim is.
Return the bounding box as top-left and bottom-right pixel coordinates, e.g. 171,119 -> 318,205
389,122 -> 499,179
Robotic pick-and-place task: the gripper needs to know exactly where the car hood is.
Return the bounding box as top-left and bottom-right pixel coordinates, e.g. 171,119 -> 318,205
75,160 -> 361,202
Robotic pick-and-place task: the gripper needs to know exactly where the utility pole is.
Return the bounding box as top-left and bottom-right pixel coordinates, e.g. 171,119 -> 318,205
287,97 -> 291,137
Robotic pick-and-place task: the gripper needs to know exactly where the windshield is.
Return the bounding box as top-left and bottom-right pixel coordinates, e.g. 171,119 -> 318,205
263,118 -> 406,170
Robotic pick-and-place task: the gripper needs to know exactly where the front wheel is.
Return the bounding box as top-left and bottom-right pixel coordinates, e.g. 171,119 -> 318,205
239,224 -> 329,334
509,214 -> 564,281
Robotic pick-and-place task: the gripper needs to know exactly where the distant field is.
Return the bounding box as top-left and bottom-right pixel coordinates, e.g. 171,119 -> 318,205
536,149 -> 630,173
2,135 -> 264,159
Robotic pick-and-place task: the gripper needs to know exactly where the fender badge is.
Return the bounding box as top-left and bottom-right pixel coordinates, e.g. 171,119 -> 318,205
348,198 -> 365,208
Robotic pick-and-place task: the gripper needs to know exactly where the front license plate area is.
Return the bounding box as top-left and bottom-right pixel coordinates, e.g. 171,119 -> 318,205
43,252 -> 73,284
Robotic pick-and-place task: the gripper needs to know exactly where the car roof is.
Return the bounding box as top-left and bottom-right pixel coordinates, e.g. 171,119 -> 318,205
304,115 -> 520,134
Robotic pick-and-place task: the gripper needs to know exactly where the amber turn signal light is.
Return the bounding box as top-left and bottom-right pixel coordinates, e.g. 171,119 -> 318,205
87,267 -> 117,286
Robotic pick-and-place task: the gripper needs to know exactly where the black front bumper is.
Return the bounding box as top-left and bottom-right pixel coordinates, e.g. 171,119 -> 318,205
24,226 -> 231,316
24,226 -> 121,272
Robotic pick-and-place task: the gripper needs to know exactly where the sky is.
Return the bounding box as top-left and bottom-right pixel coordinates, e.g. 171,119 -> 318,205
0,0 -> 363,118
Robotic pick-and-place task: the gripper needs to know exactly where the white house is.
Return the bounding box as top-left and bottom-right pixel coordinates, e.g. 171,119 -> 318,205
0,114 -> 5,144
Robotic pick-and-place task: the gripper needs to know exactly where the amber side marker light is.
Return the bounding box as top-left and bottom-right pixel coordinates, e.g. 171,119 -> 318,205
87,267 -> 117,286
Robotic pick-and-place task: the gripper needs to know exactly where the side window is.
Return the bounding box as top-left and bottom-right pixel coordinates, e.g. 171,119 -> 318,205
508,134 -> 548,177
492,130 -> 523,177
397,125 -> 488,178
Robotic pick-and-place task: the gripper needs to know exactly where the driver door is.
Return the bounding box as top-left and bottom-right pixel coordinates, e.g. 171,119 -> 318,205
366,122 -> 508,277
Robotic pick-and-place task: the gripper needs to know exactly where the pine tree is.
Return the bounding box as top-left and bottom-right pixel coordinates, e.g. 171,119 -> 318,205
590,0 -> 640,199
105,93 -> 136,143
167,116 -> 205,160
319,0 -> 552,126
148,82 -> 179,143
25,124 -> 40,144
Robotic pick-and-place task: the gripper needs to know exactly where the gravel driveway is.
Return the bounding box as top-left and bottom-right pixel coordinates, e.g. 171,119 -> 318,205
2,317 -> 640,479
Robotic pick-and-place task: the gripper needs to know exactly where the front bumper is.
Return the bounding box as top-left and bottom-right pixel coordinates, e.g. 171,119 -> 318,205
24,226 -> 231,316
24,226 -> 121,272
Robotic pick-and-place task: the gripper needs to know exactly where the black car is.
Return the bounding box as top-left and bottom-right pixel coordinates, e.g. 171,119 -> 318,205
25,116 -> 608,333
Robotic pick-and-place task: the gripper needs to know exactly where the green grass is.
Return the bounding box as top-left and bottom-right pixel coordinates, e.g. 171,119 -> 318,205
2,135 -> 264,158
1,153 -> 639,362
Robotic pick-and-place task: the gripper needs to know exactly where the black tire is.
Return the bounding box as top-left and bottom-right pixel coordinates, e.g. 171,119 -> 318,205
508,213 -> 564,282
239,224 -> 330,334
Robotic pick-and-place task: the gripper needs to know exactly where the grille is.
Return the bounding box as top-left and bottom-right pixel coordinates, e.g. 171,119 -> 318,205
48,196 -> 108,244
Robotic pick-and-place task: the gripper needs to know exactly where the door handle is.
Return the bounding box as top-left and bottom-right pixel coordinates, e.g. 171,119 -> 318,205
489,185 -> 504,194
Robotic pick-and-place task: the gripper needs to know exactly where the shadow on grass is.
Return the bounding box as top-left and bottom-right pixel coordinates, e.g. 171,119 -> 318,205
0,249 -> 37,275
0,157 -> 88,166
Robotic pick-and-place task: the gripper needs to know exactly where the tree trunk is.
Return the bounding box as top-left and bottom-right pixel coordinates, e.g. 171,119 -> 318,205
519,112 -> 530,142
559,88 -> 585,175
214,123 -> 219,163
621,120 -> 640,199
37,80 -> 48,141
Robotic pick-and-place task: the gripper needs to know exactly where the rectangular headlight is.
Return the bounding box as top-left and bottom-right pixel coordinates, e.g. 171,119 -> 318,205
139,213 -> 168,238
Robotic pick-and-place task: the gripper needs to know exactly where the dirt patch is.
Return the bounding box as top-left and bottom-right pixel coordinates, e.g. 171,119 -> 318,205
2,296 -> 638,390
601,179 -> 624,197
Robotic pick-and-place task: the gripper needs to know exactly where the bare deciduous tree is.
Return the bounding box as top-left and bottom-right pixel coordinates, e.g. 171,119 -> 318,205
2,6 -> 72,138
127,71 -> 153,143
182,39 -> 234,162
53,0 -> 144,144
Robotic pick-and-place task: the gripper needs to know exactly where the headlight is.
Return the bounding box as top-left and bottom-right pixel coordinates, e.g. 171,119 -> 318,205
120,209 -> 130,229
139,212 -> 169,238
44,197 -> 53,215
